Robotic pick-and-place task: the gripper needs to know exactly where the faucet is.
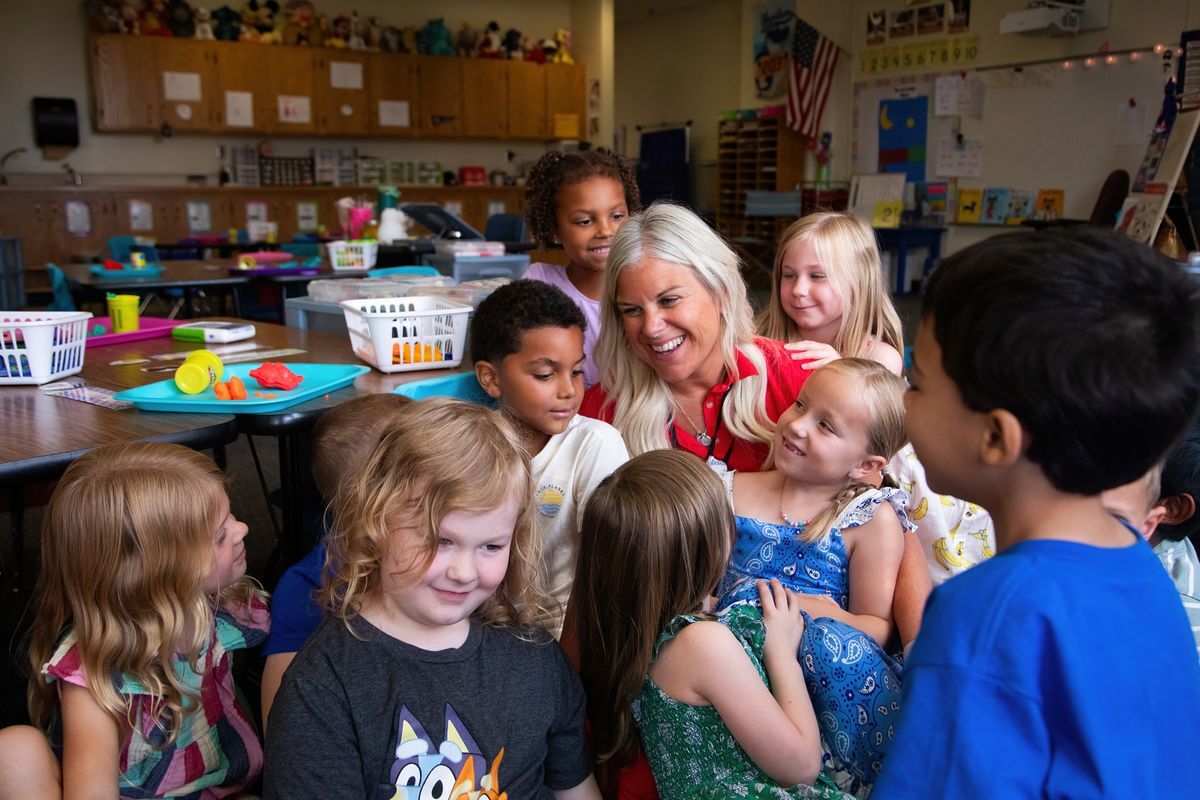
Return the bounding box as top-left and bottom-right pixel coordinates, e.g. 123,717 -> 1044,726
62,162 -> 82,186
0,147 -> 27,185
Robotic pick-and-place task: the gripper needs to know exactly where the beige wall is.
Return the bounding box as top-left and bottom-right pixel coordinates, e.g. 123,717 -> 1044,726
0,0 -> 574,185
570,0 -> 616,150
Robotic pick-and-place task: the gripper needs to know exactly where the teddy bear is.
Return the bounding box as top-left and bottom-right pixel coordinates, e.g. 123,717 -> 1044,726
118,0 -> 141,34
86,0 -> 124,33
165,0 -> 195,38
282,0 -> 321,46
326,14 -> 350,48
522,35 -> 546,63
477,21 -> 503,58
365,16 -> 383,50
211,4 -> 239,39
347,12 -> 367,50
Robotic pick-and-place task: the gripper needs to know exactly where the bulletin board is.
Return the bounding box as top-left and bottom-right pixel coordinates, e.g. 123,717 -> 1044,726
852,54 -> 1171,220
852,73 -> 959,185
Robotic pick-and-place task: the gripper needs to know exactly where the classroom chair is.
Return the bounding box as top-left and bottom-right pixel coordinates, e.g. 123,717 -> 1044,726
107,234 -> 137,262
281,241 -> 320,259
484,213 -> 527,243
44,264 -> 76,312
393,371 -> 496,407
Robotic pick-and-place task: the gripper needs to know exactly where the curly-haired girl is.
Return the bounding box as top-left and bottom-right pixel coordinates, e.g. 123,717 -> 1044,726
524,149 -> 642,387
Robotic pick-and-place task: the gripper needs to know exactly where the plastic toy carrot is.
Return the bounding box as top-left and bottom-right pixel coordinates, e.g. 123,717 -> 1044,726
213,381 -> 232,401
228,375 -> 247,400
249,362 -> 303,390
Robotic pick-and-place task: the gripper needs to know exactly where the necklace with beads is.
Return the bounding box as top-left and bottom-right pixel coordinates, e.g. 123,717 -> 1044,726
778,477 -> 814,527
672,400 -> 712,447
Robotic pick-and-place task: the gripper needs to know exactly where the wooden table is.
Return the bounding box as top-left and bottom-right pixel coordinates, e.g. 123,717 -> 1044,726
63,319 -> 457,565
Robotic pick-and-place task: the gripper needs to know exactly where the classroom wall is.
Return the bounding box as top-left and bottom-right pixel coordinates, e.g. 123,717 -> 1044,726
614,0 -> 743,212
570,0 -> 616,151
0,0 -> 575,186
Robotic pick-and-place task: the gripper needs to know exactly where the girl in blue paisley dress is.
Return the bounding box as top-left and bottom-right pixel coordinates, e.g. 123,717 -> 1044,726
717,358 -> 912,796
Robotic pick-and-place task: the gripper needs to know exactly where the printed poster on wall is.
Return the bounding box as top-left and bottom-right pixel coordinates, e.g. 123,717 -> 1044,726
225,91 -> 253,128
948,0 -> 972,34
867,9 -> 886,46
129,199 -> 154,231
186,201 -> 212,233
879,95 -> 928,182
753,0 -> 795,99
296,202 -> 319,231
277,95 -> 312,125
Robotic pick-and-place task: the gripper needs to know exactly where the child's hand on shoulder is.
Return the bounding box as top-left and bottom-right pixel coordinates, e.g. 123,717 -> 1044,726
758,578 -> 806,658
785,340 -> 840,371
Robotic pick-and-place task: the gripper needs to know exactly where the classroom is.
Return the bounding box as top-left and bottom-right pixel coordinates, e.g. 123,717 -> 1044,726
2,1 -> 1200,798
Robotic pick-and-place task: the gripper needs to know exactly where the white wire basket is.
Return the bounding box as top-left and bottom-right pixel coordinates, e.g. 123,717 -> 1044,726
339,296 -> 470,373
327,240 -> 379,271
0,311 -> 93,385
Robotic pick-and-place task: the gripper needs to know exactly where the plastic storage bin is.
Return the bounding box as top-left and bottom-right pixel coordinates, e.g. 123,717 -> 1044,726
0,311 -> 93,385
421,253 -> 530,282
340,296 -> 471,373
326,240 -> 379,270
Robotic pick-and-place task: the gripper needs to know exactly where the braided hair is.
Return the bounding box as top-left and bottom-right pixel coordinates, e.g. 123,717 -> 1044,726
524,149 -> 642,247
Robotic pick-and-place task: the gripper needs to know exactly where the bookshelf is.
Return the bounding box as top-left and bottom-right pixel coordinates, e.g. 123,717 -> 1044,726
716,113 -> 807,243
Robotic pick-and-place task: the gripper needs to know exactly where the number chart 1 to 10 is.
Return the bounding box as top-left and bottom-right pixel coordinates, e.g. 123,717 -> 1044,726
860,36 -> 980,75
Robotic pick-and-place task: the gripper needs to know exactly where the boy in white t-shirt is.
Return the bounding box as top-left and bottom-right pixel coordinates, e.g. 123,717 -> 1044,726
473,279 -> 630,636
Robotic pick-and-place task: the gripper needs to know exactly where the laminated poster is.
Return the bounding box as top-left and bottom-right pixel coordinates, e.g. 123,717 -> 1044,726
296,202 -> 319,231
277,95 -> 312,125
378,100 -> 410,127
980,188 -> 1009,225
65,201 -> 91,236
329,61 -> 363,90
163,71 -> 201,102
187,201 -> 212,233
129,199 -> 154,231
225,91 -> 253,128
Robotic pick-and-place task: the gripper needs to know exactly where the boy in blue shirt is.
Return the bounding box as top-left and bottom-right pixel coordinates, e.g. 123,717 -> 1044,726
874,228 -> 1200,797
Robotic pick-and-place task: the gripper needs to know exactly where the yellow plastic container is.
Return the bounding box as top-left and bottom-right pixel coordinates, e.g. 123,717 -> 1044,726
173,349 -> 224,395
106,294 -> 140,333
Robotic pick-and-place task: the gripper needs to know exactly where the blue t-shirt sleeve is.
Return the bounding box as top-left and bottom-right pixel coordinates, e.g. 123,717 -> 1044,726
873,662 -> 1047,798
262,541 -> 327,658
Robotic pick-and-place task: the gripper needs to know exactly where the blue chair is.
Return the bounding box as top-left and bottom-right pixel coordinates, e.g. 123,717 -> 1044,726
107,235 -> 137,262
282,242 -> 320,258
367,266 -> 439,277
394,371 -> 496,407
44,264 -> 76,312
484,213 -> 527,242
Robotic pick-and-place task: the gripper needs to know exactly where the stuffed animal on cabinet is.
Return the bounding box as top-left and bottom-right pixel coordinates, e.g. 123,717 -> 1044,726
86,0 -> 124,33
418,18 -> 455,55
477,21 -> 503,58
347,11 -> 366,49
165,0 -> 195,37
456,22 -> 479,57
552,28 -> 574,64
211,4 -> 239,39
142,0 -> 173,35
194,6 -> 214,38
281,0 -> 321,46
503,28 -> 524,59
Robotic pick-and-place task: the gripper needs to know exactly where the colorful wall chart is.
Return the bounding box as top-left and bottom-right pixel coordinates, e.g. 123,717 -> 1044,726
879,96 -> 928,182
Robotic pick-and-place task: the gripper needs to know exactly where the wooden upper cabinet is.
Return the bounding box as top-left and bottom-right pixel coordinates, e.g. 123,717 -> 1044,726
461,59 -> 508,139
211,40 -> 271,133
506,60 -> 547,140
267,47 -> 317,134
154,39 -> 217,133
417,56 -> 463,137
367,52 -> 418,137
545,63 -> 587,140
314,51 -> 369,136
90,35 -> 158,132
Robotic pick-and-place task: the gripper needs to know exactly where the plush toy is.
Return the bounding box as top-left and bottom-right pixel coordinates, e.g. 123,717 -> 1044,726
326,14 -> 349,48
243,0 -> 277,35
455,22 -> 479,57
347,11 -> 366,50
119,1 -> 141,34
238,20 -> 259,40
282,0 -> 320,46
193,6 -> 214,38
538,35 -> 558,62
86,0 -> 124,33
165,0 -> 195,37
523,35 -> 546,63
478,21 -> 502,58
418,18 -> 455,56
380,25 -> 403,52
401,26 -> 418,53
503,28 -> 523,59
365,16 -> 383,50
211,4 -> 239,39
142,0 -> 173,35
552,27 -> 574,64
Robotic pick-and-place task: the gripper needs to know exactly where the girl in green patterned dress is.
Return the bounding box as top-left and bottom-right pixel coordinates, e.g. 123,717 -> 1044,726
573,450 -> 850,800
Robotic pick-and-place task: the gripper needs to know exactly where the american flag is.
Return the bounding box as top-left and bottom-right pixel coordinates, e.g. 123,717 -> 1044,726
786,18 -> 839,139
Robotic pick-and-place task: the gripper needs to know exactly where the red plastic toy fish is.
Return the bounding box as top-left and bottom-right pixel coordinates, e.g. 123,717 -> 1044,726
248,362 -> 304,390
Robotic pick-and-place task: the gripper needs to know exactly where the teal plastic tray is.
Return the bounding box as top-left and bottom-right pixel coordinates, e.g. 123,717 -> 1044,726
89,263 -> 165,278
114,363 -> 370,414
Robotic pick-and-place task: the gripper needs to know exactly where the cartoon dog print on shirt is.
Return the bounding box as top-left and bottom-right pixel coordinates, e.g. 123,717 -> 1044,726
381,704 -> 507,800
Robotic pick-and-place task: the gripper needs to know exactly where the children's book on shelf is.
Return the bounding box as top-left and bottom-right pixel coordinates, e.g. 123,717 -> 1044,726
956,188 -> 983,223
1005,190 -> 1035,224
980,188 -> 1010,225
913,181 -> 949,225
1034,189 -> 1065,220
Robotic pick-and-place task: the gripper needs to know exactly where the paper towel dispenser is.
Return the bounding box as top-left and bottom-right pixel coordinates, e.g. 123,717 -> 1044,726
32,97 -> 79,149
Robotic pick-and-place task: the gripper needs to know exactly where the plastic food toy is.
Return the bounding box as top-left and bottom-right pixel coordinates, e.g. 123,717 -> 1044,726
249,362 -> 303,390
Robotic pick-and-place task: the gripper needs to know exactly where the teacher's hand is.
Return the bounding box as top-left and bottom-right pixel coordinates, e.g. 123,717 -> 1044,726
785,340 -> 841,371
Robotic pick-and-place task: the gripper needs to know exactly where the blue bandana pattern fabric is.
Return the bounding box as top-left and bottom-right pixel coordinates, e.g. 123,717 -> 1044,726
716,487 -> 911,795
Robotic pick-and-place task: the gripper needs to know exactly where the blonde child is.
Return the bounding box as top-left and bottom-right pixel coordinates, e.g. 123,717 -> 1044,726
574,449 -> 847,800
524,149 -> 643,387
0,442 -> 268,799
718,358 -> 910,794
263,398 -> 600,799
758,211 -> 904,375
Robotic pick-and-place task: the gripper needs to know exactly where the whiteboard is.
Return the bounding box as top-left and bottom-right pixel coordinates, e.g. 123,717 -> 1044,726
853,55 -> 1170,220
